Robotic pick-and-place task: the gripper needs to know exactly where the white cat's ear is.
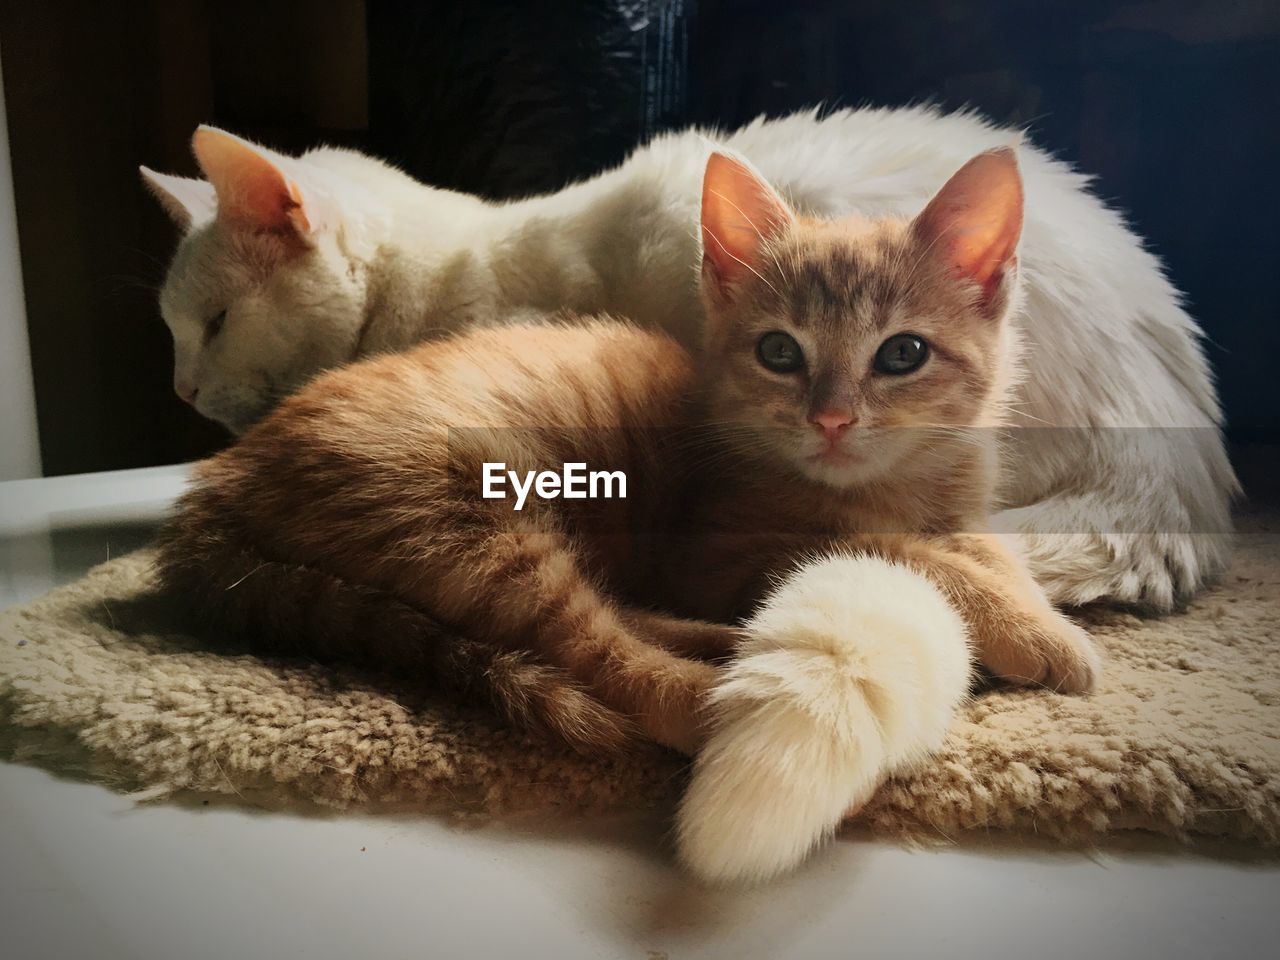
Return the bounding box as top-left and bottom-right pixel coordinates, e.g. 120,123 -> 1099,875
912,147 -> 1024,308
139,167 -> 216,232
701,152 -> 795,298
191,125 -> 311,237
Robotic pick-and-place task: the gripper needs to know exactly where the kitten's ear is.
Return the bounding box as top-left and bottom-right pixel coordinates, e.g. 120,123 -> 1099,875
912,147 -> 1024,310
701,152 -> 794,298
139,167 -> 216,232
191,125 -> 311,237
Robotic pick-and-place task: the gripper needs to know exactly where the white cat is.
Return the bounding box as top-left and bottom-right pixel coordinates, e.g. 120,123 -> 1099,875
141,107 -> 1238,610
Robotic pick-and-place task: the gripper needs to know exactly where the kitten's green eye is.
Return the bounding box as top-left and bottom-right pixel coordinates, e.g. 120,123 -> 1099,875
757,331 -> 805,373
874,333 -> 928,375
204,310 -> 226,345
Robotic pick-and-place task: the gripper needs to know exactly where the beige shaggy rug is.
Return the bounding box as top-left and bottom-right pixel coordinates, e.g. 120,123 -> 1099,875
2,519 -> 1278,848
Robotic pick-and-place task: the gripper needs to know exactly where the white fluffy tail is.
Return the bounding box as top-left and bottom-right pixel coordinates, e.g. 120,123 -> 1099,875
676,553 -> 972,884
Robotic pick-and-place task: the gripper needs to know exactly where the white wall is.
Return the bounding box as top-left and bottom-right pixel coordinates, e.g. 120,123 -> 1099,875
0,47 -> 43,481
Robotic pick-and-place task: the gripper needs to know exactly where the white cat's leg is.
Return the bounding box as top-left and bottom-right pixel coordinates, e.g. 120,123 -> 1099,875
1002,266 -> 1239,610
995,411 -> 1237,610
1000,515 -> 1234,610
675,553 -> 971,885
994,478 -> 1236,610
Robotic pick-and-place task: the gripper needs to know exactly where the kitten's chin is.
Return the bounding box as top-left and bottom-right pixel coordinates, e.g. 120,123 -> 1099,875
796,450 -> 893,488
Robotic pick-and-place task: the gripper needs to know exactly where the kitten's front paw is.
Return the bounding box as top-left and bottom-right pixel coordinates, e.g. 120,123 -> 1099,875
1039,618 -> 1100,694
984,614 -> 1100,695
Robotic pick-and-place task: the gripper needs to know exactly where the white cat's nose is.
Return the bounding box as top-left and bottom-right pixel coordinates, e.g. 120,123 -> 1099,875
175,380 -> 199,406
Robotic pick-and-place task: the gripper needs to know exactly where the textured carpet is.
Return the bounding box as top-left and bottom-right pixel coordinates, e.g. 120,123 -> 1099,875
2,521 -> 1278,848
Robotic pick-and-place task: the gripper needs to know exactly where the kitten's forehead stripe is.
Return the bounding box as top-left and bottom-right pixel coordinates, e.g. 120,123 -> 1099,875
775,230 -> 915,332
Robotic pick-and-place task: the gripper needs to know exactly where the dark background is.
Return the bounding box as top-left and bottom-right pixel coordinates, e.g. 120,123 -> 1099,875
3,0 -> 1278,477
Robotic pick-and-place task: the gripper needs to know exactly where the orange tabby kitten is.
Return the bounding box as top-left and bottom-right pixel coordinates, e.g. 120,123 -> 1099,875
158,147 -> 1098,881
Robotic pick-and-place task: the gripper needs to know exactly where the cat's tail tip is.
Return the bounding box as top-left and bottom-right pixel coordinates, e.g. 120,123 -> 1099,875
675,553 -> 971,885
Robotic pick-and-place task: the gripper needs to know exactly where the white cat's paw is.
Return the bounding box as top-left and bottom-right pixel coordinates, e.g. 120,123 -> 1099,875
996,502 -> 1233,611
675,553 -> 971,885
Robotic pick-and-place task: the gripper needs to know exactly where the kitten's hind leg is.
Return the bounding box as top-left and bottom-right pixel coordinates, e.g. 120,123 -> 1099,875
619,609 -> 742,661
400,524 -> 724,755
156,533 -> 639,755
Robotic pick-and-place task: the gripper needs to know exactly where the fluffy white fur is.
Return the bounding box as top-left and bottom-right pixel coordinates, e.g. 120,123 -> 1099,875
143,107 -> 1238,609
676,554 -> 972,885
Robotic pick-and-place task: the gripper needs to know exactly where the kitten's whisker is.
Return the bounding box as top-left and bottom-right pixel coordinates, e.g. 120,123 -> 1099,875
997,399 -> 1053,426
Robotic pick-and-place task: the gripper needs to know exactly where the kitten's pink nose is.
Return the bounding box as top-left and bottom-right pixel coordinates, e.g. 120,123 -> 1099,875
809,409 -> 856,442
175,381 -> 199,406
